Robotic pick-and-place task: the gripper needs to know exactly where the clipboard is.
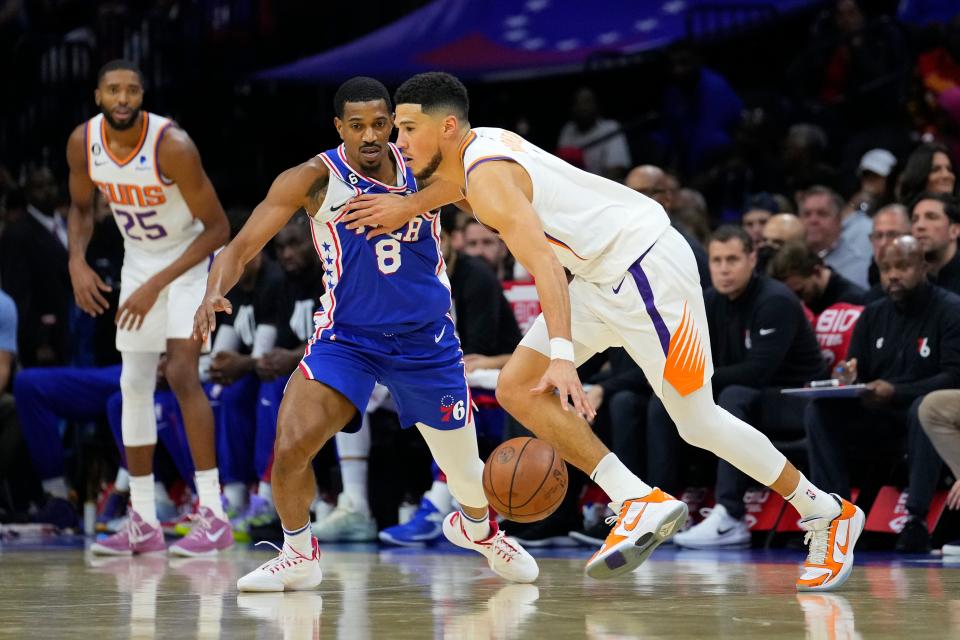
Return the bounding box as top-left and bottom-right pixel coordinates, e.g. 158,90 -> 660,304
780,384 -> 867,398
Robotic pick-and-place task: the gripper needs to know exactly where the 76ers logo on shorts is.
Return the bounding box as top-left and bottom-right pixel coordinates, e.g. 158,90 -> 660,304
439,394 -> 466,423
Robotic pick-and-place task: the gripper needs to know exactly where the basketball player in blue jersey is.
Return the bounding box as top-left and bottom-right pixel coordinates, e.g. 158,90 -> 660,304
343,72 -> 865,593
66,59 -> 233,556
193,77 -> 538,592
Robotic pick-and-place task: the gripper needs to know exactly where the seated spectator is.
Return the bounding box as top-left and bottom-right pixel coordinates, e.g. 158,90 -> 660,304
462,218 -> 513,281
916,15 -> 960,141
0,290 -> 33,516
673,188 -> 711,246
768,242 -> 866,315
856,148 -> 897,205
757,213 -> 806,272
911,193 -> 960,294
799,185 -> 872,288
740,193 -> 779,248
866,203 -> 912,290
0,166 -> 71,366
782,124 -> 839,196
896,143 -> 957,205
556,87 -> 631,180
918,389 -> 960,555
805,236 -> 960,552
648,226 -> 823,547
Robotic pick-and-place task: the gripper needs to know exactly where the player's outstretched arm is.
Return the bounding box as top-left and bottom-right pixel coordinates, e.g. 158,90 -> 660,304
342,178 -> 465,239
66,124 -> 113,317
194,158 -> 329,341
467,162 -> 595,420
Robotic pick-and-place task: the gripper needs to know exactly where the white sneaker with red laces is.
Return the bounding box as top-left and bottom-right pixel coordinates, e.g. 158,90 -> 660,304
442,511 -> 539,583
236,537 -> 323,592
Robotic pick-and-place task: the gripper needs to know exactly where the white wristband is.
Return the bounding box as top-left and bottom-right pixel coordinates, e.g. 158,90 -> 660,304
550,338 -> 575,362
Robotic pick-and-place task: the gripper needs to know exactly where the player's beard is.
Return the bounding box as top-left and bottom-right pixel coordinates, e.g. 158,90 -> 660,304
414,151 -> 443,182
101,105 -> 142,131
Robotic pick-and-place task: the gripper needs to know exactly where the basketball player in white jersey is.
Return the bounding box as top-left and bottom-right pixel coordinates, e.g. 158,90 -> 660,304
343,72 -> 865,592
66,59 -> 233,556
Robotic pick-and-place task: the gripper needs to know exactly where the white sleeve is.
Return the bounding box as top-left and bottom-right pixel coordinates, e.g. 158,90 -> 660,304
252,325 -> 278,358
211,324 -> 241,354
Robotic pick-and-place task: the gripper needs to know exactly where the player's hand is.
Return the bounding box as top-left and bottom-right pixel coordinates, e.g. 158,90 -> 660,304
585,385 -> 604,424
209,350 -> 253,385
193,292 -> 232,342
832,358 -> 858,385
116,279 -> 161,331
68,258 -> 112,316
948,479 -> 960,511
256,348 -> 300,381
531,359 -> 595,422
341,193 -> 416,239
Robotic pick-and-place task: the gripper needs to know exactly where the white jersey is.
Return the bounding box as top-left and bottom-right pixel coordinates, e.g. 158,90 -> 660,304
461,127 -> 671,284
86,112 -> 203,264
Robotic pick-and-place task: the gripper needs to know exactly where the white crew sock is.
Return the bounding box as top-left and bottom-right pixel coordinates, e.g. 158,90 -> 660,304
459,509 -> 491,541
424,480 -> 453,513
42,476 -> 69,499
130,473 -> 158,525
224,482 -> 248,512
787,473 -> 841,521
283,520 -> 313,557
258,481 -> 274,507
590,453 -> 652,505
339,458 -> 370,515
195,468 -> 225,518
114,468 -> 130,493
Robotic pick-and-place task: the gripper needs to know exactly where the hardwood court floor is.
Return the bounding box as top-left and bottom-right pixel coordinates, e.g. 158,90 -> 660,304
0,540 -> 957,639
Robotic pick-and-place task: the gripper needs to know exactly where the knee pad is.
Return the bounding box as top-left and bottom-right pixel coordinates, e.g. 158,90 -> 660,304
120,353 -> 160,447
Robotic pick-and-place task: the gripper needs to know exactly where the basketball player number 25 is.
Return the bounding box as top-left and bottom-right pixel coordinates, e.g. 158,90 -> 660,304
375,238 -> 401,274
115,209 -> 168,241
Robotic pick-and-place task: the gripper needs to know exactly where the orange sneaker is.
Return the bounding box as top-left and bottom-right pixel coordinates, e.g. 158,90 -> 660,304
796,495 -> 865,592
585,488 -> 688,580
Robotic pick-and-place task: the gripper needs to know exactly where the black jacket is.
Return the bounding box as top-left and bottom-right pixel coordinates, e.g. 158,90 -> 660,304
706,275 -> 825,392
808,270 -> 866,315
449,253 -> 521,356
848,283 -> 960,407
931,249 -> 960,296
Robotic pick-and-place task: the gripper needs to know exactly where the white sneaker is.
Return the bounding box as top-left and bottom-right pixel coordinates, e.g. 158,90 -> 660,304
673,504 -> 750,549
312,494 -> 377,542
442,511 -> 539,583
236,538 -> 323,592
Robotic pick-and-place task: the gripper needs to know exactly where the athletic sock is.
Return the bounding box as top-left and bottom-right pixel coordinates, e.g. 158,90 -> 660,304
223,482 -> 248,513
130,474 -> 158,525
787,473 -> 841,521
195,468 -> 226,519
424,479 -> 453,513
339,458 -> 370,516
258,481 -> 274,508
114,467 -> 130,493
283,521 -> 313,557
42,476 -> 69,500
590,453 -> 652,505
460,509 -> 491,541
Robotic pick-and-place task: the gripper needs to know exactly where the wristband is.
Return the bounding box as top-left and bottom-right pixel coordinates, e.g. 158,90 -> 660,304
550,338 -> 575,362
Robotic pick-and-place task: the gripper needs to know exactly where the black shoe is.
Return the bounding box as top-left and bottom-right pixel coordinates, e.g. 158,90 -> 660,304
32,496 -> 80,530
568,521 -> 610,547
502,517 -> 578,548
895,517 -> 931,553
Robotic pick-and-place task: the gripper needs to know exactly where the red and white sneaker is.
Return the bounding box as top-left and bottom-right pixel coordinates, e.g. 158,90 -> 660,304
796,495 -> 865,592
90,509 -> 166,556
237,537 -> 323,592
169,507 -> 234,557
585,488 -> 688,579
442,512 -> 539,583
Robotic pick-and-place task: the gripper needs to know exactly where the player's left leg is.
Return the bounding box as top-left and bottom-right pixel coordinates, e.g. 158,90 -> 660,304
165,336 -> 233,556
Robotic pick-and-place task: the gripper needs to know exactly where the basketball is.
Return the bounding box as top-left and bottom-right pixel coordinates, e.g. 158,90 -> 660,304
482,437 -> 568,523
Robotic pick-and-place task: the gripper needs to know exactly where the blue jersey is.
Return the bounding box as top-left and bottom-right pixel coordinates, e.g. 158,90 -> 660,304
308,143 -> 453,337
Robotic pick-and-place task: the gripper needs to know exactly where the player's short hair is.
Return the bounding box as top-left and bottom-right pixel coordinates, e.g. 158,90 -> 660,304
333,77 -> 392,119
394,72 -> 469,122
709,225 -> 753,254
767,241 -> 823,280
909,191 -> 960,223
97,59 -> 144,86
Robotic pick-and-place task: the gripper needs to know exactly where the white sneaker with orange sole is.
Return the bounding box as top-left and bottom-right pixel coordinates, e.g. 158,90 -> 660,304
796,495 -> 865,592
585,488 -> 688,580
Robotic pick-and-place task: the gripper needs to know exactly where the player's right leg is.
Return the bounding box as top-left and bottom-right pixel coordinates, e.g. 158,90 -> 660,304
92,351 -> 167,555
237,358 -> 370,592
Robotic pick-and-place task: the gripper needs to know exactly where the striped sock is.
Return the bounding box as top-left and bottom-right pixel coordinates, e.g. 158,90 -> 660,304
283,521 -> 313,557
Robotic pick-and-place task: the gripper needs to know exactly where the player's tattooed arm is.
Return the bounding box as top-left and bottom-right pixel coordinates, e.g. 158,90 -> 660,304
66,123 -> 113,316
195,158 -> 329,341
